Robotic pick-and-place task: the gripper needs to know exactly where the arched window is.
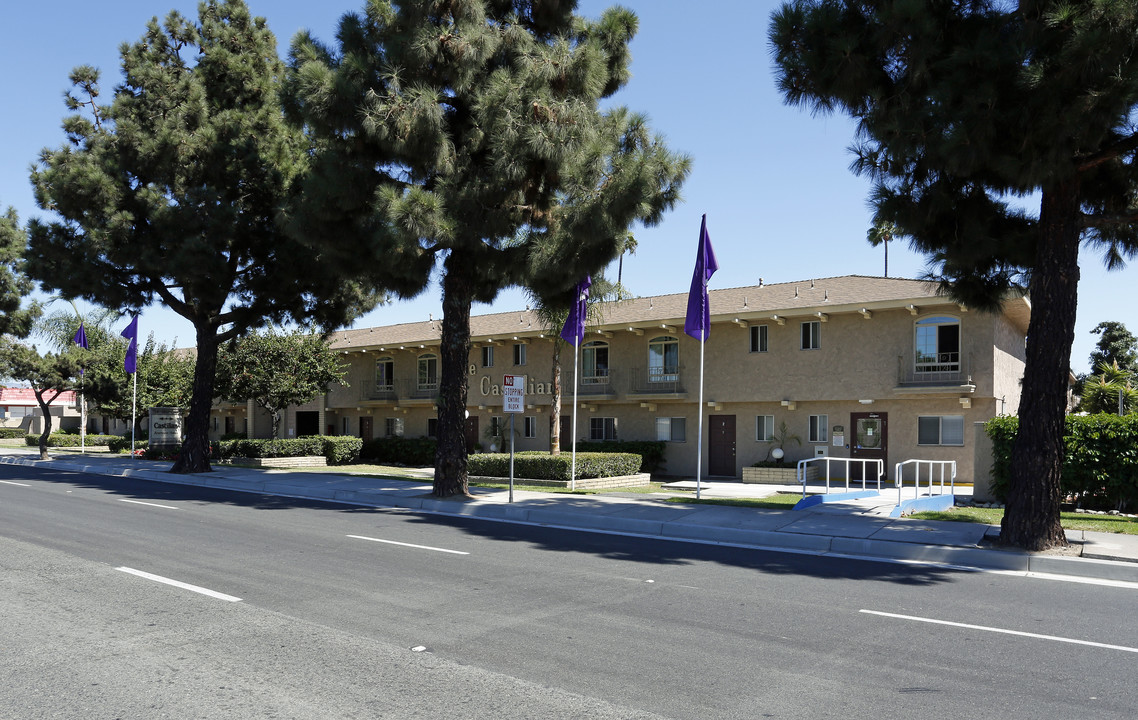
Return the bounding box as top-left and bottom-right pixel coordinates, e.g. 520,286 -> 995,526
375,356 -> 394,390
915,316 -> 961,373
417,353 -> 438,390
582,341 -> 609,385
648,336 -> 679,382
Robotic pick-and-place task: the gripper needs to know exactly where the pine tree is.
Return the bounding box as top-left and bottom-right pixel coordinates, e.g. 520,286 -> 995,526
286,1 -> 690,497
771,1 -> 1138,550
27,1 -> 388,473
1088,321 -> 1138,373
0,207 -> 40,339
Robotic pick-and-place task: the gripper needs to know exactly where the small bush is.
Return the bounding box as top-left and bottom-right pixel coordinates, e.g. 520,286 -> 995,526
319,435 -> 363,465
360,436 -> 437,466
468,451 -> 642,481
26,433 -> 122,448
0,427 -> 28,439
564,440 -> 666,473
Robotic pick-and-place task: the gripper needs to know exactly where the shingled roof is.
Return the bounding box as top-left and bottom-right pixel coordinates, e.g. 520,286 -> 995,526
328,275 -> 1029,351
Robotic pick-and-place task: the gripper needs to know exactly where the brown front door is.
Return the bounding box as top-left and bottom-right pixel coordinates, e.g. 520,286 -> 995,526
708,415 -> 737,477
465,416 -> 479,453
850,412 -> 887,482
359,416 -> 373,441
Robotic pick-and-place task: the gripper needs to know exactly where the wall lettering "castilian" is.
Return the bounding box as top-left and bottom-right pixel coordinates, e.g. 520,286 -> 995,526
478,375 -> 551,397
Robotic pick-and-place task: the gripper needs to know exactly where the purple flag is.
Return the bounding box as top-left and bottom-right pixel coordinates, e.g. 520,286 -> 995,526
121,316 -> 138,374
684,215 -> 718,342
559,276 -> 592,346
73,323 -> 88,350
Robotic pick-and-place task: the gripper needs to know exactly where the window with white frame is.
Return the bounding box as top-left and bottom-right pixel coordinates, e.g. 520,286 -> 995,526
489,416 -> 504,438
481,345 -> 494,368
915,316 -> 961,373
590,417 -> 617,441
918,415 -> 965,446
655,416 -> 686,442
801,321 -> 820,350
342,417 -> 350,435
756,415 -> 774,441
418,353 -> 439,390
648,335 -> 679,382
385,417 -> 404,437
375,356 -> 394,390
808,414 -> 828,443
750,325 -> 768,353
524,416 -> 537,438
582,341 -> 609,384
513,343 -> 527,366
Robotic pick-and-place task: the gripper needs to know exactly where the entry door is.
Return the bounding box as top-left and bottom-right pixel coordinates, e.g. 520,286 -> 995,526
850,412 -> 887,482
708,415 -> 737,477
359,416 -> 373,441
295,411 -> 319,437
465,417 -> 480,453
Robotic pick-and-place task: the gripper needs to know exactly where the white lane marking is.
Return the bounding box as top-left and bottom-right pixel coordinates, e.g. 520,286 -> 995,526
0,480 -> 31,487
347,534 -> 469,555
119,499 -> 178,510
860,609 -> 1138,654
116,567 -> 242,602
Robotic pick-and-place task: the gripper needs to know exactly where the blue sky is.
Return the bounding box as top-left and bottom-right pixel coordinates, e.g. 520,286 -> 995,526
1,0 -> 1132,374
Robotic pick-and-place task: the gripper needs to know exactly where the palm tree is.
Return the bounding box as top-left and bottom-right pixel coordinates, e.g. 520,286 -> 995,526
1079,361 -> 1138,414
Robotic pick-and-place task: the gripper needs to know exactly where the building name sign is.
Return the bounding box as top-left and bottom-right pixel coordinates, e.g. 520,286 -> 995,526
478,375 -> 551,397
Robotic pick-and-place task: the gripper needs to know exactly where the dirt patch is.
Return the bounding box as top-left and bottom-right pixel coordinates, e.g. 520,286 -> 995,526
978,535 -> 1083,557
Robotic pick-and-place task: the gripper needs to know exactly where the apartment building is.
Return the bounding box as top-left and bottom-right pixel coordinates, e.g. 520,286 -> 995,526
215,275 -> 1029,482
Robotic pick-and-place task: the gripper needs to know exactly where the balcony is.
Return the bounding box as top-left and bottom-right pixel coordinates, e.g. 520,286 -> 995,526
896,353 -> 975,394
402,377 -> 439,403
359,378 -> 398,403
629,366 -> 686,397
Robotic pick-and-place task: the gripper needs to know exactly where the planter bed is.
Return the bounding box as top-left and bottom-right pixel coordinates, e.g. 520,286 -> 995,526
742,465 -> 820,485
469,473 -> 652,490
226,456 -> 328,469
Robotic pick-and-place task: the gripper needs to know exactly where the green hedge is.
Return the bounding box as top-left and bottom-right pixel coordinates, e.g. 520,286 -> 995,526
563,440 -> 666,473
468,451 -> 642,481
214,436 -> 361,464
986,414 -> 1138,510
360,436 -> 437,466
320,436 -> 362,465
108,436 -> 147,453
25,433 -> 123,448
0,427 -> 28,439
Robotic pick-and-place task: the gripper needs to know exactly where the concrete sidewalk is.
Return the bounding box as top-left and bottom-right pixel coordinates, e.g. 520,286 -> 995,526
4,450 -> 1138,585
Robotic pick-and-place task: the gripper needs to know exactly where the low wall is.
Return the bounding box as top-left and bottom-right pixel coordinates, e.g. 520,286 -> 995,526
468,473 -> 652,490
742,465 -> 819,485
228,456 -> 328,469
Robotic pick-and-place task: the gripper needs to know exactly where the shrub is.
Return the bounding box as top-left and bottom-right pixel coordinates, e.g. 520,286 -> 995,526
217,437 -> 324,459
985,414 -> 1138,510
320,435 -> 362,465
0,427 -> 27,439
26,433 -> 122,448
359,436 -> 437,466
468,451 -> 642,481
563,440 -> 666,473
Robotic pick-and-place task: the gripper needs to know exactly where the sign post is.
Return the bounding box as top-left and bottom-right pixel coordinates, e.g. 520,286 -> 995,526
502,375 -> 525,503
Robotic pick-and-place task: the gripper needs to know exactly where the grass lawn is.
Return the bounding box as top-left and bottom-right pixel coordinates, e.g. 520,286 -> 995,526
910,505 -> 1138,535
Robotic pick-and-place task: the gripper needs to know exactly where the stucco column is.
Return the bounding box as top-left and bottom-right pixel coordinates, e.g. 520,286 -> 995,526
246,399 -> 255,439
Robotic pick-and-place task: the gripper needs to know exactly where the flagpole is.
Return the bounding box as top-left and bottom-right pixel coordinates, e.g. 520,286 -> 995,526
696,338 -> 705,499
570,339 -> 579,491
131,369 -> 137,456
684,214 -> 718,501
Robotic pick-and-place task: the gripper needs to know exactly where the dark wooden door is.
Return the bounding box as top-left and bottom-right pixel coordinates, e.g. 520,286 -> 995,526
465,416 -> 480,453
359,416 -> 373,441
850,412 -> 887,482
708,415 -> 737,477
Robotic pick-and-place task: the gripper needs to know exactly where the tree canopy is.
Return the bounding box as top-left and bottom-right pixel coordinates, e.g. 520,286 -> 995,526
1088,321 -> 1138,373
0,207 -> 40,340
771,0 -> 1138,550
26,1 -> 389,473
0,340 -> 82,459
286,0 -> 690,496
215,329 -> 347,438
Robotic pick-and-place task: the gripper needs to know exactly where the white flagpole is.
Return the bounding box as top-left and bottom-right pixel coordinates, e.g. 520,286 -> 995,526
130,369 -> 137,456
570,339 -> 580,491
696,337 -> 705,499
79,388 -> 86,452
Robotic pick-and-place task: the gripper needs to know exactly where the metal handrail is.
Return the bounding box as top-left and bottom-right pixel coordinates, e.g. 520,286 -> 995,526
894,459 -> 957,506
796,457 -> 885,499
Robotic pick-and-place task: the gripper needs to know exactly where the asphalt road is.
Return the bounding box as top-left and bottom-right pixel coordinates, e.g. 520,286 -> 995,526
2,463 -> 1136,719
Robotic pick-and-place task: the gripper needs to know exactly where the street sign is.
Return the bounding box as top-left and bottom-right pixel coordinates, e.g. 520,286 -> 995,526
503,374 -> 525,413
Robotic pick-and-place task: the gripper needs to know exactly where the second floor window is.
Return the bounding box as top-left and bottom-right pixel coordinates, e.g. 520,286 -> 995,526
418,353 -> 438,389
375,357 -> 393,390
514,343 -> 527,366
481,346 -> 494,368
582,341 -> 609,384
801,321 -> 820,350
648,335 -> 679,382
750,325 -> 768,353
915,316 -> 961,372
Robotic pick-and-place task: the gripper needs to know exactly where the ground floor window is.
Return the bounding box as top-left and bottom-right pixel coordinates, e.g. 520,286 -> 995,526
524,416 -> 537,438
590,417 -> 617,441
918,415 -> 964,446
427,418 -> 438,438
755,415 -> 774,441
808,414 -> 828,443
656,417 -> 686,442
385,417 -> 404,438
490,416 -> 504,438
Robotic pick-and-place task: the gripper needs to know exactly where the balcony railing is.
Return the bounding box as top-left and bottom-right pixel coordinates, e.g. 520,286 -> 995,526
359,378 -> 398,403
629,366 -> 685,395
563,369 -> 620,396
403,378 -> 439,401
899,353 -> 972,387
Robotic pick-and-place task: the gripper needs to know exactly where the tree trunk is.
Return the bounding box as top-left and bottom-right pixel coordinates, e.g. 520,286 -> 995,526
549,339 -> 562,456
1001,184 -> 1080,550
170,325 -> 218,474
35,393 -> 53,461
433,254 -> 473,497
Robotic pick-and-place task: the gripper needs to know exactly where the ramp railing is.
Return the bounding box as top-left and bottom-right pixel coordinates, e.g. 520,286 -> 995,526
797,457 -> 885,499
894,459 -> 957,507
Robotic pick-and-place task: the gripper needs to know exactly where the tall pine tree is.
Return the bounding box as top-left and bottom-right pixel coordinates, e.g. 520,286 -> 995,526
286,1 -> 689,496
27,1 -> 390,473
771,1 -> 1138,549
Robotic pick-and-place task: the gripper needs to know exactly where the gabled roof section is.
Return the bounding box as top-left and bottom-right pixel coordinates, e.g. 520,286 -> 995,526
328,276 -> 1024,350
0,387 -> 77,405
